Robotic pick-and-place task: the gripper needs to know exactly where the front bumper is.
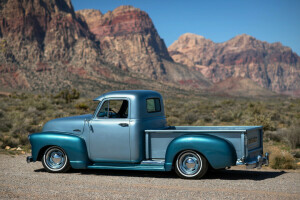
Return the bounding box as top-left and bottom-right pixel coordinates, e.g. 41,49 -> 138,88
245,153 -> 269,169
26,156 -> 33,163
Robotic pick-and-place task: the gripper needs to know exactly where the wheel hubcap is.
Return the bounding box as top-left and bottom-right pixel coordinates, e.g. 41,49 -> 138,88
185,158 -> 196,169
178,152 -> 202,176
45,148 -> 66,170
51,153 -> 62,164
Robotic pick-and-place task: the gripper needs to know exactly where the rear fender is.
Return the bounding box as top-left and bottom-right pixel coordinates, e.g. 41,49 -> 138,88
164,134 -> 237,171
29,132 -> 89,169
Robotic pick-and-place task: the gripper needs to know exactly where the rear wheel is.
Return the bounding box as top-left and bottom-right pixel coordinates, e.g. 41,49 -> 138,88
175,150 -> 208,179
42,146 -> 71,173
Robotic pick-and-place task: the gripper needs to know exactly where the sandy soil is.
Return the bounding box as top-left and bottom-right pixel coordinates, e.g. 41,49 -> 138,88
0,154 -> 299,199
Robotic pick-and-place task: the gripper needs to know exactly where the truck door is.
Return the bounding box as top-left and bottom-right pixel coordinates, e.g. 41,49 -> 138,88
89,99 -> 130,162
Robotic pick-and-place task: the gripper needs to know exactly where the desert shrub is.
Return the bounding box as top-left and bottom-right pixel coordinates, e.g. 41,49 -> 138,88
1,136 -> 20,148
283,126 -> 300,149
232,111 -> 243,120
35,101 -> 49,111
269,150 -> 296,169
247,102 -> 263,115
203,116 -> 212,123
54,111 -> 67,118
25,125 -> 41,133
0,120 -> 12,132
220,113 -> 234,122
270,112 -> 281,121
193,119 -> 205,126
264,131 -> 283,142
265,128 -> 300,149
222,100 -> 235,106
75,103 -> 89,110
293,151 -> 300,158
167,116 -> 180,125
51,98 -> 65,105
246,114 -> 276,131
55,88 -> 80,103
184,113 -> 198,124
19,134 -> 29,145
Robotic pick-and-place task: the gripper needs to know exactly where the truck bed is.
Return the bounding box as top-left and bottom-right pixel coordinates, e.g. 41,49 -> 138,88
145,126 -> 263,165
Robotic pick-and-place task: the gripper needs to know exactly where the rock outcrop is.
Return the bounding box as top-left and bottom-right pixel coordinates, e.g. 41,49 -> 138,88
0,0 -> 128,93
76,6 -> 173,79
0,1 -> 210,95
0,0 -> 97,63
169,33 -> 300,93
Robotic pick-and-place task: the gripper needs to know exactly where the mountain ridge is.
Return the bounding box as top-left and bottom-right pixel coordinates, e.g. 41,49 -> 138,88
0,0 -> 299,97
0,0 -> 211,96
168,33 -> 300,94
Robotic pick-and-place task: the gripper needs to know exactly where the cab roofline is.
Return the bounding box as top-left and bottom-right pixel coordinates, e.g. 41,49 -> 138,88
93,90 -> 162,101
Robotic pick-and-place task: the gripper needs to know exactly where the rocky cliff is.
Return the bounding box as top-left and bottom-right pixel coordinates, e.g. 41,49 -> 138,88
76,6 -> 172,79
0,1 -> 210,95
1,0 -> 298,96
0,0 -> 97,63
0,0 -> 105,92
168,33 -> 300,93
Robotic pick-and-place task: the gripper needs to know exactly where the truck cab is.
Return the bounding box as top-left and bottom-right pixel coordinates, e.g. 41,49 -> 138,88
88,90 -> 166,163
27,90 -> 269,179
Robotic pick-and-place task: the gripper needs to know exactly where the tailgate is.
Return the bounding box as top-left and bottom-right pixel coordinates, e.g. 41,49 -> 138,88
245,127 -> 264,163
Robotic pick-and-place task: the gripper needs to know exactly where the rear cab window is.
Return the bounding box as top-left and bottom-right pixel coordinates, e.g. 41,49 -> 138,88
147,98 -> 161,113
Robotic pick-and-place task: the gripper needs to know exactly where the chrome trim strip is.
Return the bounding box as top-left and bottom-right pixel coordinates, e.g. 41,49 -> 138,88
141,159 -> 165,165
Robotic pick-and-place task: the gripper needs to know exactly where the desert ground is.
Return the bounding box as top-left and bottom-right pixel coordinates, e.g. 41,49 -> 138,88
0,154 -> 299,199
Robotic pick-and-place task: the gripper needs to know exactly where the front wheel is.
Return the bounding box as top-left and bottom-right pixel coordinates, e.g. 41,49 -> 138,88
42,146 -> 71,173
175,150 -> 208,179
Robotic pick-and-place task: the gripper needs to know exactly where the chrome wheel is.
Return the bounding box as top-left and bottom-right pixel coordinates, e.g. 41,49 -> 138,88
175,150 -> 208,179
42,146 -> 70,173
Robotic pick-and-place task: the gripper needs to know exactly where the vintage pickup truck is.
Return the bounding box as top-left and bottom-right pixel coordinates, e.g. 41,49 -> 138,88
27,90 -> 269,179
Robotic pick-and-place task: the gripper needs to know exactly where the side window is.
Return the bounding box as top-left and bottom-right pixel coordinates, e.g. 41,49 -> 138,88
97,100 -> 128,118
147,98 -> 161,113
97,101 -> 109,118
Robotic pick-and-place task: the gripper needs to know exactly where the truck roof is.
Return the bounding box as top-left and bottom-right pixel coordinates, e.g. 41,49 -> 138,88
93,90 -> 165,119
93,90 -> 162,101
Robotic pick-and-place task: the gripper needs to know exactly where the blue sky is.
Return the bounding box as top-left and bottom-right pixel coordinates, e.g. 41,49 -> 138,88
72,0 -> 300,55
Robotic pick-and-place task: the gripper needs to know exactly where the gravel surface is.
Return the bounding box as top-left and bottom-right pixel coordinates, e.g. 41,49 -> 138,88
0,154 -> 299,200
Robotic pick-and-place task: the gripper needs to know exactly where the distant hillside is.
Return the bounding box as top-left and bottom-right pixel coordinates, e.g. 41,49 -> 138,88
0,0 -> 299,97
0,0 -> 210,96
169,33 -> 300,95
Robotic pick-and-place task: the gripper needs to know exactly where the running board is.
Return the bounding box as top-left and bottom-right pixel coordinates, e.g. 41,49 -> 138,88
87,160 -> 165,171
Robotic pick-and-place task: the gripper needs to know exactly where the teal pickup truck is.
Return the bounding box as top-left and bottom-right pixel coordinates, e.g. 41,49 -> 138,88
27,90 -> 269,179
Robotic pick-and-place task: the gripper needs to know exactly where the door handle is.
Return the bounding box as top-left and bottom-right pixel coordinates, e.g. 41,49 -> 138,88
119,123 -> 129,127
73,129 -> 81,132
89,125 -> 94,133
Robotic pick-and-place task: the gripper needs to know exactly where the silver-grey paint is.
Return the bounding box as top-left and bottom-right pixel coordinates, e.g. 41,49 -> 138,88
90,90 -> 167,163
42,114 -> 93,134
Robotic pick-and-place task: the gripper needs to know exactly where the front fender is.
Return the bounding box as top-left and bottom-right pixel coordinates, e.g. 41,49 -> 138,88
29,132 -> 89,169
164,134 -> 237,171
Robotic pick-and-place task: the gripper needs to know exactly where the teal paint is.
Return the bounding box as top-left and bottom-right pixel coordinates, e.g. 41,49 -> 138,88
165,134 -> 237,170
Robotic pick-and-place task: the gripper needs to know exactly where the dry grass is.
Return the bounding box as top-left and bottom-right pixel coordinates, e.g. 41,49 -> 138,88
265,143 -> 297,169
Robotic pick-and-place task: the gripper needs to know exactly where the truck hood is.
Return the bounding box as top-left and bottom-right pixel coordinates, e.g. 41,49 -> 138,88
42,114 -> 93,135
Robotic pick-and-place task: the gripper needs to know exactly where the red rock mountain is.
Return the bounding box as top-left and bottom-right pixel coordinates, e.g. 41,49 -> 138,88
1,0 -> 299,96
0,1 -> 210,94
168,33 -> 300,94
0,0 -> 104,92
76,6 -> 173,78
